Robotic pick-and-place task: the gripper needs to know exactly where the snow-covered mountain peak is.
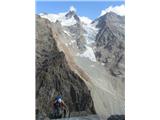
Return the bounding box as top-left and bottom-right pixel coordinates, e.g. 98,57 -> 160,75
69,6 -> 76,12
39,7 -> 82,26
65,10 -> 80,22
79,16 -> 92,25
39,11 -> 78,26
100,4 -> 125,16
91,11 -> 124,29
65,6 -> 77,18
37,6 -> 125,117
65,10 -> 76,17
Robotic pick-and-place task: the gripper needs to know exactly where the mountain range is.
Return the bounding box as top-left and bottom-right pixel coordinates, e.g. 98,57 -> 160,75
36,8 -> 125,120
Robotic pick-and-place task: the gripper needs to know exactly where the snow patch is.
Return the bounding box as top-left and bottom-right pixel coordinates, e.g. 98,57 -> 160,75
69,42 -> 72,46
69,6 -> 76,12
71,40 -> 76,43
80,16 -> 92,25
83,24 -> 99,45
77,46 -> 97,62
100,4 -> 125,16
40,12 -> 66,23
101,63 -> 105,66
40,12 -> 77,26
65,43 -> 68,46
64,30 -> 71,36
61,16 -> 77,26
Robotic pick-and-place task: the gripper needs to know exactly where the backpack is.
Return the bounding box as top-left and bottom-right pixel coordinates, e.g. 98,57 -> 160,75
54,96 -> 62,109
55,96 -> 62,101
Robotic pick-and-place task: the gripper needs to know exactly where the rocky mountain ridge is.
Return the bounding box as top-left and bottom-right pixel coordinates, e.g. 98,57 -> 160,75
37,8 -> 125,119
36,15 -> 95,119
94,12 -> 125,80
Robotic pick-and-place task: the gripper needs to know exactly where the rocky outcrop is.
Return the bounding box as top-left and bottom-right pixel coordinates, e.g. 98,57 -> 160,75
36,15 -> 95,119
65,10 -> 80,22
63,10 -> 86,51
64,22 -> 86,51
107,115 -> 125,120
93,12 -> 125,81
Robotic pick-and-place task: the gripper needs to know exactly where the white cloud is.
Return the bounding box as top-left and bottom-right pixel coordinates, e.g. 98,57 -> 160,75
100,4 -> 125,16
79,16 -> 92,24
69,6 -> 76,12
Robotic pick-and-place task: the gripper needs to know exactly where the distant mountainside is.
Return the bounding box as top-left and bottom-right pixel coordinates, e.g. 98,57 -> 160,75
93,12 -> 125,80
36,8 -> 125,120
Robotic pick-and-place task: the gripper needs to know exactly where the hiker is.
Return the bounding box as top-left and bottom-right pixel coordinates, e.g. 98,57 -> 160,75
52,96 -> 68,118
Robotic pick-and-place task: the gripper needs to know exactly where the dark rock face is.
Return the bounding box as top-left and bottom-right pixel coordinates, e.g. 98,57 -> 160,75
93,12 -> 125,80
63,10 -> 86,51
92,12 -> 124,29
36,15 -> 95,119
107,115 -> 125,120
65,23 -> 86,51
65,10 -> 80,22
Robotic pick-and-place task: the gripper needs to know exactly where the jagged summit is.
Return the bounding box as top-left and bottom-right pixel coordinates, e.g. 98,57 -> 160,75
92,11 -> 124,28
65,10 -> 76,17
65,10 -> 80,22
69,6 -> 77,12
39,7 -> 81,26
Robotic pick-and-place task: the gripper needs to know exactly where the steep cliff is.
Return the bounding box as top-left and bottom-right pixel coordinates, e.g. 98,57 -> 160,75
36,15 -> 95,119
93,12 -> 125,80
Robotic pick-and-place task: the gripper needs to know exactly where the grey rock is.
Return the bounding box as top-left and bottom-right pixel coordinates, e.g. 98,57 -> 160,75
64,23 -> 86,51
93,12 -> 125,80
65,10 -> 80,22
36,15 -> 95,119
107,115 -> 125,120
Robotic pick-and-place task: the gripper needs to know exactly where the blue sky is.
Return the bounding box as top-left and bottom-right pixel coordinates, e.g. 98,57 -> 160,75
36,1 -> 124,20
